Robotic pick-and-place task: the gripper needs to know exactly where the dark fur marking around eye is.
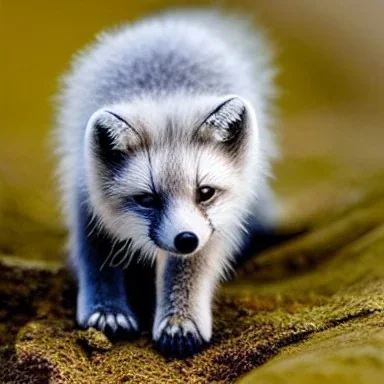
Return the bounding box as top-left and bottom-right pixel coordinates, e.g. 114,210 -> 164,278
148,197 -> 171,249
195,198 -> 216,232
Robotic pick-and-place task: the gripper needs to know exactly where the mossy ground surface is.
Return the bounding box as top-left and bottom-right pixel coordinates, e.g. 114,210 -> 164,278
1,161 -> 384,383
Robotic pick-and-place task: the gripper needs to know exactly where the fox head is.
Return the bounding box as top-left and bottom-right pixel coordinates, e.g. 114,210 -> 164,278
84,94 -> 264,260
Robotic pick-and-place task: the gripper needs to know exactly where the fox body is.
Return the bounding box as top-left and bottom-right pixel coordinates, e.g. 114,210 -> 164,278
55,11 -> 277,357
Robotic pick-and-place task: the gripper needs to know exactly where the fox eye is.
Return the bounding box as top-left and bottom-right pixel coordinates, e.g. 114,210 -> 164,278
197,186 -> 216,203
133,193 -> 159,208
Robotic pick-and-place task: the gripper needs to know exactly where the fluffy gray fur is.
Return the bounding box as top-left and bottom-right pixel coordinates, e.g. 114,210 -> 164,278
54,9 -> 277,357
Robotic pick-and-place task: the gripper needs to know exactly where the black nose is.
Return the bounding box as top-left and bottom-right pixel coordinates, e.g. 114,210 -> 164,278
174,232 -> 199,254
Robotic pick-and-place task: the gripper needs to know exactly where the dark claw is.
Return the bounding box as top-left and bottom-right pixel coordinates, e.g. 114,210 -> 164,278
155,329 -> 207,358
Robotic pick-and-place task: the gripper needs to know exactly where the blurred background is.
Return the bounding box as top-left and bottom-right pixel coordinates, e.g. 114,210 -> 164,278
1,0 -> 383,261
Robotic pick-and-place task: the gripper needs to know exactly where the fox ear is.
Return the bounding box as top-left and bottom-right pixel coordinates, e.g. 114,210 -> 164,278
85,109 -> 141,165
198,96 -> 253,148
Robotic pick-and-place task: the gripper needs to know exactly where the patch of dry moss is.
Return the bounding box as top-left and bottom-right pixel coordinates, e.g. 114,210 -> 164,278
1,166 -> 384,382
1,189 -> 384,382
239,316 -> 384,384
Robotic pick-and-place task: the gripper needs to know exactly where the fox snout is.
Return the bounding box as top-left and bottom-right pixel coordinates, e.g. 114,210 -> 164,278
150,201 -> 212,256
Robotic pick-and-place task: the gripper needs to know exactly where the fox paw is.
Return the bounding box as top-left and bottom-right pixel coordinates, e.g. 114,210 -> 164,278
153,315 -> 208,357
79,305 -> 139,339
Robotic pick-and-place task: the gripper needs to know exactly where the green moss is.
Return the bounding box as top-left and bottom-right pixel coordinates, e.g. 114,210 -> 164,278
239,316 -> 384,384
1,142 -> 384,382
1,181 -> 384,382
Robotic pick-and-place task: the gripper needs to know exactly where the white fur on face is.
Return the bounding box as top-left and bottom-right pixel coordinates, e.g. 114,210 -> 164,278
97,144 -> 245,257
158,199 -> 211,254
55,11 -> 277,249
84,93 -> 265,262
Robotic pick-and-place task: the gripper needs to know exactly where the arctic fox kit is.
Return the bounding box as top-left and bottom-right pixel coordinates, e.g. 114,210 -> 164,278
55,10 -> 277,357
